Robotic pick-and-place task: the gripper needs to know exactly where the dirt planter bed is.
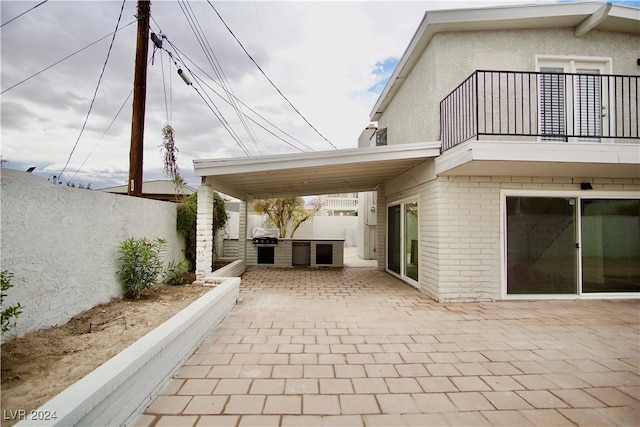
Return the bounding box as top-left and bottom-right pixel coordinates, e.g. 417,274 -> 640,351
18,278 -> 240,427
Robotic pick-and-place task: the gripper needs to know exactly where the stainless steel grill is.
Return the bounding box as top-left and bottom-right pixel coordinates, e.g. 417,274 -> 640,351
252,228 -> 279,245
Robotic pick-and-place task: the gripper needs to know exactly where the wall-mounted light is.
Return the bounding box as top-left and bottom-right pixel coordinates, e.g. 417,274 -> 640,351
580,182 -> 593,190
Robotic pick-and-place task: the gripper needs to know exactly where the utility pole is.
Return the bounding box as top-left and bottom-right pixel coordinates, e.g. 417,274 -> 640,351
128,0 -> 150,196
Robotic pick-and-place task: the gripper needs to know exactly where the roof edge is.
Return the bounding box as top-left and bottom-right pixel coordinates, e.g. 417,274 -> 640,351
193,142 -> 441,177
369,1 -> 639,121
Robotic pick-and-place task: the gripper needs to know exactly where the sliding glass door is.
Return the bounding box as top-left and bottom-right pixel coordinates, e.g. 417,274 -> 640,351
404,202 -> 419,281
506,197 -> 577,294
388,205 -> 401,275
582,199 -> 640,293
506,196 -> 639,296
388,201 -> 419,283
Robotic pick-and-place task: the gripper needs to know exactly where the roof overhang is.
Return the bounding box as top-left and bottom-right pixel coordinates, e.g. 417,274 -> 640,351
193,142 -> 440,200
436,141 -> 640,179
371,1 -> 640,121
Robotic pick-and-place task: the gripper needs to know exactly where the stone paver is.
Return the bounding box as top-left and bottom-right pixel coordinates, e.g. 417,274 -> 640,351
138,267 -> 640,426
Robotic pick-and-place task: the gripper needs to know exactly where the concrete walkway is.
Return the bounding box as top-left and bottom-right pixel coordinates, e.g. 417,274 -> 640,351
136,267 -> 639,426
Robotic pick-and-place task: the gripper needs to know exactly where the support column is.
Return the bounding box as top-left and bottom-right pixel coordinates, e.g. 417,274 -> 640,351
238,200 -> 248,263
196,184 -> 214,280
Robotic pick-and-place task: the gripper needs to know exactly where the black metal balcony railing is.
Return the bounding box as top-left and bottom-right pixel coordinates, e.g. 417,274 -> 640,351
440,70 -> 639,151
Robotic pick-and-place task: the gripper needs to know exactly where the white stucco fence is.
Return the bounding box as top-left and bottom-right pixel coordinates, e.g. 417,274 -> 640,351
247,214 -> 358,245
0,169 -> 185,341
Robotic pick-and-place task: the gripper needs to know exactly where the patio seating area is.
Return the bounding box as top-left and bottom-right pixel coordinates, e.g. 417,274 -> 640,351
136,266 -> 639,426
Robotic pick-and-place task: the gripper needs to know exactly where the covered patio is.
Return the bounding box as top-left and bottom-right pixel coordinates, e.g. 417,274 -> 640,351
191,142 -> 440,279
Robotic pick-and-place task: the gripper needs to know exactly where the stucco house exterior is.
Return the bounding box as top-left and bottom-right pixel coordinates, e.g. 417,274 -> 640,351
193,1 -> 639,301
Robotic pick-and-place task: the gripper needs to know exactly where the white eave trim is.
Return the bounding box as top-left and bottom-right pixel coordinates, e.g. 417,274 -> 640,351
435,140 -> 640,176
370,11 -> 429,121
193,142 -> 441,177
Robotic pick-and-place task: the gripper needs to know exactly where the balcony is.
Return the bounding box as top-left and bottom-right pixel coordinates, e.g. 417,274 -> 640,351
322,197 -> 359,216
440,70 -> 639,152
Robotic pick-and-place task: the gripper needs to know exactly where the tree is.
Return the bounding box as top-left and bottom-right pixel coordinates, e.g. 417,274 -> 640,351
253,197 -> 321,238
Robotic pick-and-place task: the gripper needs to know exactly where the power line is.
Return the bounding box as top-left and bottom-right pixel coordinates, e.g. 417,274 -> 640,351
159,33 -> 314,153
178,0 -> 263,155
68,54 -> 155,183
1,0 -> 48,28
166,39 -> 312,153
69,87 -> 134,183
159,49 -> 170,123
150,17 -> 316,155
188,65 -> 311,153
58,0 -> 127,182
207,1 -> 338,150
191,82 -> 252,156
156,36 -> 252,156
252,1 -> 271,72
1,20 -> 135,95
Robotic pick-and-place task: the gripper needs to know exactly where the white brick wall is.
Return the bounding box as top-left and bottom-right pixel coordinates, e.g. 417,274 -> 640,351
246,240 -> 345,268
246,240 -> 292,267
238,201 -> 247,261
196,185 -> 214,280
390,175 -> 640,302
418,180 -> 440,299
431,176 -> 501,301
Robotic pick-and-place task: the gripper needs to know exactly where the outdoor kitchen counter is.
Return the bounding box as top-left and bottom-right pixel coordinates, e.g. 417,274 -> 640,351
246,238 -> 345,268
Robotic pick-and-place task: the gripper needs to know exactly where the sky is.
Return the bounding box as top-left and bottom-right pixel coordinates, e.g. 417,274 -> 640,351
1,0 -> 638,190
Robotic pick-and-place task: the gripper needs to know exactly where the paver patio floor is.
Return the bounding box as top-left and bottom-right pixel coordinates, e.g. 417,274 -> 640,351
137,267 -> 639,426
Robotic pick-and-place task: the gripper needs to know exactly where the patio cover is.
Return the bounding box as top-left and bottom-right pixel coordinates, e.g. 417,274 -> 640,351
193,142 -> 440,200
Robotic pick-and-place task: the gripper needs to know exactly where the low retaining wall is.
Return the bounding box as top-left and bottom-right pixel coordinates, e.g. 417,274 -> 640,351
209,259 -> 246,278
18,278 -> 240,427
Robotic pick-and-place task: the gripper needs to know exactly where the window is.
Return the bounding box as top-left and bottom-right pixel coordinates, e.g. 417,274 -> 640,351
376,128 -> 387,146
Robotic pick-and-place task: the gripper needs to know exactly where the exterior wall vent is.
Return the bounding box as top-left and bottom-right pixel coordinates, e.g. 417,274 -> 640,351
376,128 -> 387,146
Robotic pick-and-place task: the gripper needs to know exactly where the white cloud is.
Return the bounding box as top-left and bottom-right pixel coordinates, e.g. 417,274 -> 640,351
5,0 -> 606,189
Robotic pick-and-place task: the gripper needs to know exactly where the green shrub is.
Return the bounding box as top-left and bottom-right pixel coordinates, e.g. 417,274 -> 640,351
117,237 -> 167,299
1,270 -> 23,334
164,259 -> 188,285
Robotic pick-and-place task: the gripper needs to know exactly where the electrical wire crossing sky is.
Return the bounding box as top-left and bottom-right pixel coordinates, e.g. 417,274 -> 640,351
2,0 -> 635,189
